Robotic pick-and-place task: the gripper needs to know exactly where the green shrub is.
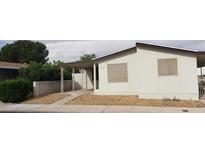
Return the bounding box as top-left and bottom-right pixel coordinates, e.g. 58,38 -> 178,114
0,78 -> 32,103
19,61 -> 72,81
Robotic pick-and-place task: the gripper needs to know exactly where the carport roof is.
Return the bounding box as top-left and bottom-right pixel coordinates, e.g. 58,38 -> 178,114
0,61 -> 28,69
63,61 -> 94,69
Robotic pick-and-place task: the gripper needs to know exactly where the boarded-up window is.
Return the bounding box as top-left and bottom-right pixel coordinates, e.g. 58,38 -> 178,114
158,58 -> 178,76
107,63 -> 128,82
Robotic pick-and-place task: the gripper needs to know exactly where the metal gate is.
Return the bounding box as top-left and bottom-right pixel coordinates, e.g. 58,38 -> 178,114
199,80 -> 205,99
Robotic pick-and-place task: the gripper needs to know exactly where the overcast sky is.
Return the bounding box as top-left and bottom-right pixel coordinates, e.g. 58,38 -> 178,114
1,40 -> 205,62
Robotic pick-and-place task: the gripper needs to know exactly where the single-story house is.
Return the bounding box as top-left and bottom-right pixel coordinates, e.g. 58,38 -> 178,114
62,42 -> 205,100
0,61 -> 28,80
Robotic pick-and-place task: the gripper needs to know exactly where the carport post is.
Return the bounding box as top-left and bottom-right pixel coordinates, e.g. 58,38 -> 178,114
72,68 -> 75,90
200,67 -> 203,80
60,67 -> 64,93
93,63 -> 96,91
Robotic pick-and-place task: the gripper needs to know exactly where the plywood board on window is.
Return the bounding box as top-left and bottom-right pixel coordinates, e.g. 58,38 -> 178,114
107,63 -> 128,82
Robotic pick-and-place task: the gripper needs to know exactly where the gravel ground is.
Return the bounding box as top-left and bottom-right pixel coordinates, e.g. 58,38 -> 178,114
22,93 -> 70,104
66,94 -> 205,108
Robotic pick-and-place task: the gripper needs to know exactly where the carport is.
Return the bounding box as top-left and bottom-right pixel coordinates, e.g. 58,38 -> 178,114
60,61 -> 98,92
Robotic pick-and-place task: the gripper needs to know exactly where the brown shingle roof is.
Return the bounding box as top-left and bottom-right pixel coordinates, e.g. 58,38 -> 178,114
0,61 -> 28,69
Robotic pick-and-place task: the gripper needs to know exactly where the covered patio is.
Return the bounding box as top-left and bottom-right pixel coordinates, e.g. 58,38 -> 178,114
60,60 -> 98,93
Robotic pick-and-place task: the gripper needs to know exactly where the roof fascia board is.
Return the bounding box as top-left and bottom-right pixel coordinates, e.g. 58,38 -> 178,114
135,42 -> 201,53
93,47 -> 136,62
0,66 -> 20,70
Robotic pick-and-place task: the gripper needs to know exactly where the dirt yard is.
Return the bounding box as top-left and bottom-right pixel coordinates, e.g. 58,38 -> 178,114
23,93 -> 69,104
65,94 -> 205,108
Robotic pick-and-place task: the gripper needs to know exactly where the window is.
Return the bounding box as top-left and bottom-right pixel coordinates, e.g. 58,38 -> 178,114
158,58 -> 178,76
107,63 -> 128,82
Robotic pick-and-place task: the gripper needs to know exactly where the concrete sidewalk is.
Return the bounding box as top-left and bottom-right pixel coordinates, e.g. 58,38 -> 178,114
35,104 -> 205,113
1,103 -> 205,113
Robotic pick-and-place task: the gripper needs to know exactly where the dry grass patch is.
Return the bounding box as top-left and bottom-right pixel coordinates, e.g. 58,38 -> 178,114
23,93 -> 69,104
66,94 -> 205,108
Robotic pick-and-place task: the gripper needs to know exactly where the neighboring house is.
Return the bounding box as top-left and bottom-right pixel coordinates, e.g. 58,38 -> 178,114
0,61 -> 28,80
63,42 -> 205,100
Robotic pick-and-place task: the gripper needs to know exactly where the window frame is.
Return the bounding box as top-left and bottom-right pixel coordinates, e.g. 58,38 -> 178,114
158,58 -> 178,76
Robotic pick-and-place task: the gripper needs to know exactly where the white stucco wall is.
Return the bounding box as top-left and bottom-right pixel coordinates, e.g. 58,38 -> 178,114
74,69 -> 94,90
135,46 -> 199,100
96,48 -> 138,95
73,73 -> 83,90
84,69 -> 94,90
95,46 -> 199,100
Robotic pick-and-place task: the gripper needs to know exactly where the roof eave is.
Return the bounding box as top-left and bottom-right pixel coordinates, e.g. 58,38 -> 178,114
136,42 -> 199,53
93,46 -> 136,62
0,66 -> 21,70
